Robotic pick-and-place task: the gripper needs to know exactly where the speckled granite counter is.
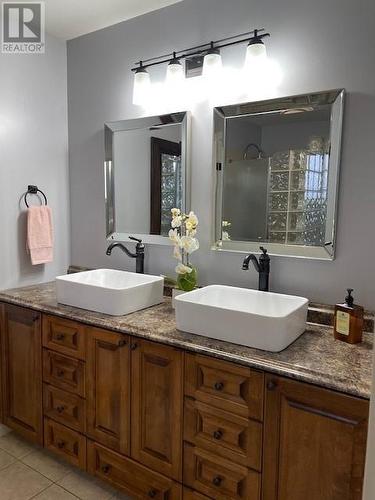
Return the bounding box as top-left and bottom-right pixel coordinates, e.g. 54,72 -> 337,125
0,282 -> 373,399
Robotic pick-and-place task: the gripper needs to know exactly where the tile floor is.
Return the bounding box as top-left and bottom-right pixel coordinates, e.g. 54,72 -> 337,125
0,424 -> 132,500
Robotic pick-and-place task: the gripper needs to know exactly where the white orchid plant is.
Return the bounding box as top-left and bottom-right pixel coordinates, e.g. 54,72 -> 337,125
168,208 -> 199,291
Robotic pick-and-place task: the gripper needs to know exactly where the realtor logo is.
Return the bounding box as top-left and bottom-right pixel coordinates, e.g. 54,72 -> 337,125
2,2 -> 45,53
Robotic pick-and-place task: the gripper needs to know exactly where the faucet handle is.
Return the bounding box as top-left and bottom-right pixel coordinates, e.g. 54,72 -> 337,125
260,246 -> 268,254
129,236 -> 142,244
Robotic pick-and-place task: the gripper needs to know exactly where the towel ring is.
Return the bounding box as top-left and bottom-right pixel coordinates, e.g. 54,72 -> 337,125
24,185 -> 48,208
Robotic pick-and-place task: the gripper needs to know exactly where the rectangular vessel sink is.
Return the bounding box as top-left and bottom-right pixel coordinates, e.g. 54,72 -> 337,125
56,269 -> 164,316
175,285 -> 308,352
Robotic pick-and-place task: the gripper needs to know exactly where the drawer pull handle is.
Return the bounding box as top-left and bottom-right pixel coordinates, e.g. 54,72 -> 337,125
57,440 -> 65,449
57,369 -> 65,377
101,465 -> 111,474
214,382 -> 224,391
213,430 -> 223,440
212,476 -> 222,487
148,490 -> 157,498
118,339 -> 127,347
130,343 -> 138,351
56,406 -> 65,414
56,334 -> 65,341
267,380 -> 277,391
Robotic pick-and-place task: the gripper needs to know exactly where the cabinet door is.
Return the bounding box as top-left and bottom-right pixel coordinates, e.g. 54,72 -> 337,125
263,375 -> 369,500
131,339 -> 183,481
86,327 -> 130,455
0,304 -> 43,444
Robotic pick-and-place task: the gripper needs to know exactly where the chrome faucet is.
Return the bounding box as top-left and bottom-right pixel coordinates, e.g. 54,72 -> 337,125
106,236 -> 145,274
242,246 -> 270,292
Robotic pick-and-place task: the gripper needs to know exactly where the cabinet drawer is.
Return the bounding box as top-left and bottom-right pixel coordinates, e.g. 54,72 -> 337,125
43,350 -> 85,397
44,418 -> 86,469
87,441 -> 182,500
184,398 -> 262,470
184,443 -> 260,500
183,487 -> 211,499
185,354 -> 264,420
43,315 -> 86,360
43,384 -> 85,432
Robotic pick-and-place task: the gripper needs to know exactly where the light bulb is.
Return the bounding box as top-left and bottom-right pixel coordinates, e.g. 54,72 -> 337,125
132,67 -> 151,106
246,39 -> 267,66
203,47 -> 222,78
166,56 -> 184,84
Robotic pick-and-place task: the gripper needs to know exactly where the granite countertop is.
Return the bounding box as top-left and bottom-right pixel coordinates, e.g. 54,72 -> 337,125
0,282 -> 372,400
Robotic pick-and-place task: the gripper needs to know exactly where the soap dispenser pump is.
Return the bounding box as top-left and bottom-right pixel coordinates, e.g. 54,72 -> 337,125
334,288 -> 364,344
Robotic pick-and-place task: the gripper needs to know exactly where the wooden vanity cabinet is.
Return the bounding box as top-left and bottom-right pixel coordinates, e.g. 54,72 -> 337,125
0,302 -> 370,500
263,374 -> 369,500
0,304 -> 43,444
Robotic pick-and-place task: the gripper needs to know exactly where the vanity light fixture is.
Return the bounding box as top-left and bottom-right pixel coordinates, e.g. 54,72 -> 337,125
131,27 -> 271,105
202,42 -> 222,78
132,63 -> 151,105
166,52 -> 185,84
245,29 -> 269,65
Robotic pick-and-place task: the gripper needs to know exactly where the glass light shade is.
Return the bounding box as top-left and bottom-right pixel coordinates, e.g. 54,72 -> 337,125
203,51 -> 222,78
246,41 -> 267,65
166,59 -> 184,84
132,69 -> 151,105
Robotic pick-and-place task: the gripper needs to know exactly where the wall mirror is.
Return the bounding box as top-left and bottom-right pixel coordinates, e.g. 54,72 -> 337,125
105,112 -> 190,244
213,89 -> 344,259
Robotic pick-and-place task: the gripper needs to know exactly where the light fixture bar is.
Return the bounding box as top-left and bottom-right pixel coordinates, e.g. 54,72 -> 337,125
131,28 -> 269,72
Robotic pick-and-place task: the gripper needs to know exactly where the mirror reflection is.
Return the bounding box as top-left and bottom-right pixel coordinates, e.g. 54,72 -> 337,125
105,112 -> 190,243
214,90 -> 344,259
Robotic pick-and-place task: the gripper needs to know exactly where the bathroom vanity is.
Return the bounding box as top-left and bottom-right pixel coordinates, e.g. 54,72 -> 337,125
0,283 -> 372,500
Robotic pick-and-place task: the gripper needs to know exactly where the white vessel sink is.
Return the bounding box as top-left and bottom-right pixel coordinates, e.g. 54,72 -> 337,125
175,285 -> 308,352
56,269 -> 164,316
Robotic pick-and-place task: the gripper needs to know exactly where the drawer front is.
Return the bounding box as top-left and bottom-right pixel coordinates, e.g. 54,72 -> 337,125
43,350 -> 85,397
185,354 -> 264,420
43,315 -> 86,360
184,443 -> 260,500
43,384 -> 85,432
44,418 -> 86,469
184,399 -> 262,470
87,441 -> 182,500
183,487 -> 211,499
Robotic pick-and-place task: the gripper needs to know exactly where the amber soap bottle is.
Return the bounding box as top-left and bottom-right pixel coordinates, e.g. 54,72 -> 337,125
334,288 -> 364,344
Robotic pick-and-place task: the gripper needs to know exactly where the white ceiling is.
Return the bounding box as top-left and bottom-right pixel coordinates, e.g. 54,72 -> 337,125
43,0 -> 183,40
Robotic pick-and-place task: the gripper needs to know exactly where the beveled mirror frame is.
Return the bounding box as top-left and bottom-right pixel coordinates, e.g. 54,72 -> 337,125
105,111 -> 191,245
212,89 -> 345,260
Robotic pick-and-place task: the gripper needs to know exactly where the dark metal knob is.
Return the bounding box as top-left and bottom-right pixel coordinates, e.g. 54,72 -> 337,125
148,490 -> 157,498
130,343 -> 138,351
57,369 -> 65,377
56,406 -> 65,414
118,339 -> 127,347
57,440 -> 65,449
214,382 -> 224,391
267,380 -> 277,391
212,476 -> 222,487
101,465 -> 111,474
56,334 -> 65,341
213,430 -> 223,440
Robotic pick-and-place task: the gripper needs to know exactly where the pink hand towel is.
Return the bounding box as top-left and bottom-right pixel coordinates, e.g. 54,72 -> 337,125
26,206 -> 54,265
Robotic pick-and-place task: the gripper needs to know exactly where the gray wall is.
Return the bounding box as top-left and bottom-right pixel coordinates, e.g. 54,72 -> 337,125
0,34 -> 70,290
67,0 -> 375,310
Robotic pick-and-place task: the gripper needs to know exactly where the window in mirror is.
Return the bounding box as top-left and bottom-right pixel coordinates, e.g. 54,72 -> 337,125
214,90 -> 344,259
104,112 -> 190,244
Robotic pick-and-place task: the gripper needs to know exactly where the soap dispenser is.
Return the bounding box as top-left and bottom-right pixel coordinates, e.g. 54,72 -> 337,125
334,289 -> 364,344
